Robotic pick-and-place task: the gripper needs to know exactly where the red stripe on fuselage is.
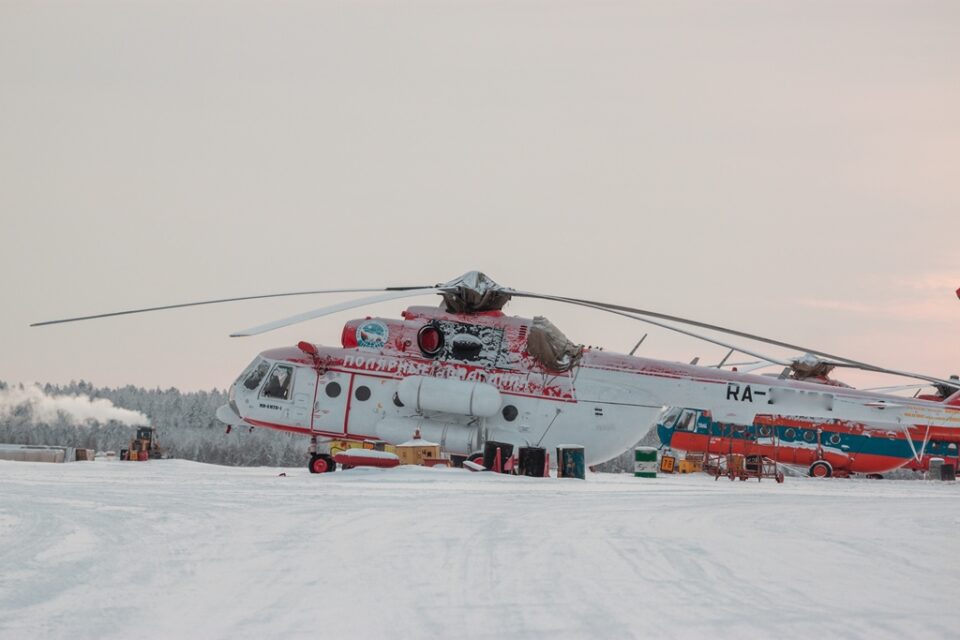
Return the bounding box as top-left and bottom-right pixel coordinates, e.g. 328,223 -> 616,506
245,417 -> 376,441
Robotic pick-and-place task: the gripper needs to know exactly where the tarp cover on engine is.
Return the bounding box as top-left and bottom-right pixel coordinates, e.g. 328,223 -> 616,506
526,316 -> 582,372
440,271 -> 513,313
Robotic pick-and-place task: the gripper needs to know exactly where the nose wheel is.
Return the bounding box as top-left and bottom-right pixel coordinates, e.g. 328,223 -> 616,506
309,454 -> 336,474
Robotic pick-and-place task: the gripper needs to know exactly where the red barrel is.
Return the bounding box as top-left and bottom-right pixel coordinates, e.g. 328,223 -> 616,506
138,450 -> 149,461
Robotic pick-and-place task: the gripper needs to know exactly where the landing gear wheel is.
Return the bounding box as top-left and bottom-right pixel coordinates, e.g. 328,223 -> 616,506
809,461 -> 833,478
309,454 -> 335,474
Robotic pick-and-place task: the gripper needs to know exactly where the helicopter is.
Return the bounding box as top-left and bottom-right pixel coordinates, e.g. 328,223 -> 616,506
656,364 -> 960,478
33,271 -> 960,475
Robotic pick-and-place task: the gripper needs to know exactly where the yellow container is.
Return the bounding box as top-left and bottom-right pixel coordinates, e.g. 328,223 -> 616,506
678,459 -> 702,474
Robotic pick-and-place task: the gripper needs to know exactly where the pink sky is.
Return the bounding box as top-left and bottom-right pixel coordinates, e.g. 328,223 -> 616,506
1,1 -> 957,391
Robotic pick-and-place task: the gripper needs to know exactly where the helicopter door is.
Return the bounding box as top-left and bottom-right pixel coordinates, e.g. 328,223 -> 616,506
314,372 -> 349,434
290,369 -> 315,424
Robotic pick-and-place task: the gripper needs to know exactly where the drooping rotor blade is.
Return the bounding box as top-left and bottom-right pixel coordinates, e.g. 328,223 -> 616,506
31,285 -> 433,328
821,361 -> 960,390
230,288 -> 441,337
860,383 -> 930,393
512,292 -> 791,367
510,290 -> 960,390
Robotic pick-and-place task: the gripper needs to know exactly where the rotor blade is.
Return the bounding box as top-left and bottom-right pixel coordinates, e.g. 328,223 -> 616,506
860,383 -> 929,393
31,285 -> 433,328
230,288 -> 440,337
822,361 -> 960,390
512,292 -> 791,367
510,290 -> 960,390
736,362 -> 780,373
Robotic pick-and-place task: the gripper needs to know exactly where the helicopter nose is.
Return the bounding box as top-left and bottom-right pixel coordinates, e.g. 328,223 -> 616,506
216,401 -> 244,427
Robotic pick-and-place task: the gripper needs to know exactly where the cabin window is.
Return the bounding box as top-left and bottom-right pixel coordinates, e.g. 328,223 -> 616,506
803,431 -> 816,443
262,365 -> 293,400
758,425 -> 772,438
947,443 -> 958,456
829,433 -> 841,445
783,428 -> 796,440
243,360 -> 271,391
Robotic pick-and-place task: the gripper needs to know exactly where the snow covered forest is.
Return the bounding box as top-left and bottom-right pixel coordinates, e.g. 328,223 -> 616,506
0,380 -> 648,469
0,380 -> 306,466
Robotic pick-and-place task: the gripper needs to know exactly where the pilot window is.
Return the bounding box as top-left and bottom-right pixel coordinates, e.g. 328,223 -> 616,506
243,361 -> 271,391
660,407 -> 683,428
262,365 -> 293,400
675,409 -> 697,431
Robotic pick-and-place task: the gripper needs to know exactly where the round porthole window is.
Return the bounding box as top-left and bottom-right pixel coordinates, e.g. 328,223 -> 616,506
325,382 -> 341,398
758,425 -> 772,437
417,324 -> 444,357
803,431 -> 816,443
355,386 -> 371,401
502,405 -> 518,422
784,428 -> 795,440
829,433 -> 841,445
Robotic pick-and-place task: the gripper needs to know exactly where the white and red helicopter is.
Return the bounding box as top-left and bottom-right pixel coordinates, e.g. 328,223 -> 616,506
33,271 -> 960,476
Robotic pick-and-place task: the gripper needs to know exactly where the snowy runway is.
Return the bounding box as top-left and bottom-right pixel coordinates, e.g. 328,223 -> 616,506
1,460 -> 957,639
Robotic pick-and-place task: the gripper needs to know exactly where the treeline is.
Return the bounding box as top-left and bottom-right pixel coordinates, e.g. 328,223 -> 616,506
0,380 -> 654,470
0,380 -> 306,467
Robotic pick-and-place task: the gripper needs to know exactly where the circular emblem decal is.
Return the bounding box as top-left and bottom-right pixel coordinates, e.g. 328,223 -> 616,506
356,320 -> 389,349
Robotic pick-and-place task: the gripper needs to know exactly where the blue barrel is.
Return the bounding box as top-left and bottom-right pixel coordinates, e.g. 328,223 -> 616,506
557,445 -> 585,479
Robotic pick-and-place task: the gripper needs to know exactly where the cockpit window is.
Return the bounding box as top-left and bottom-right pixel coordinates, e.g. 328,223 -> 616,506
243,361 -> 271,391
262,365 -> 293,400
676,409 -> 697,431
660,407 -> 683,428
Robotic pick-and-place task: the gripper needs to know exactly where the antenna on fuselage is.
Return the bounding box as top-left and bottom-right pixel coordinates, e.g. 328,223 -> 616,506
628,334 -> 648,356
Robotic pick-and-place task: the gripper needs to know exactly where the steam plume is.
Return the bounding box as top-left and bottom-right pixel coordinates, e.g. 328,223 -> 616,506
0,385 -> 148,426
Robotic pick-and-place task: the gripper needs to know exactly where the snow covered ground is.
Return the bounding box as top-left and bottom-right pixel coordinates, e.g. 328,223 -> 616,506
1,460 -> 957,639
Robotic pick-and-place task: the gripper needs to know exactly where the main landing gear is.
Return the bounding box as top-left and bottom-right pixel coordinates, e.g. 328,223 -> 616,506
308,454 -> 336,474
307,436 -> 336,474
808,460 -> 833,478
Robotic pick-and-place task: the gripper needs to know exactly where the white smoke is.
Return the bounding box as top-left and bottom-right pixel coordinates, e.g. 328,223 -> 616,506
0,385 -> 148,426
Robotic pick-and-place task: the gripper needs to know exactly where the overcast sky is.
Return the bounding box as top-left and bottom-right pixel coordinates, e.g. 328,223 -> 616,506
1,0 -> 957,391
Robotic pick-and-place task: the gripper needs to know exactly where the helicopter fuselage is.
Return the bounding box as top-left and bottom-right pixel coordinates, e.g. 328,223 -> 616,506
217,305 -> 960,468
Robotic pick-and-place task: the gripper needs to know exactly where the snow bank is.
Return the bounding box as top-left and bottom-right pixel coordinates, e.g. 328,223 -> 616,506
0,460 -> 957,639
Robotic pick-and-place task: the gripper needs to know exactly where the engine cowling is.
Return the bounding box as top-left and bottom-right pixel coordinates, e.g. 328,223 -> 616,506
397,376 -> 501,417
376,417 -> 480,455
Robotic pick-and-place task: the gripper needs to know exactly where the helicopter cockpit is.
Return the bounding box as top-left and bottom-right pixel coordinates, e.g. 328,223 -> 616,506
231,356 -> 296,409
